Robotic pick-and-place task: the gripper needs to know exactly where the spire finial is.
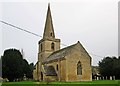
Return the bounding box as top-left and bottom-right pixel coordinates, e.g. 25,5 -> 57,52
48,3 -> 51,14
48,3 -> 50,7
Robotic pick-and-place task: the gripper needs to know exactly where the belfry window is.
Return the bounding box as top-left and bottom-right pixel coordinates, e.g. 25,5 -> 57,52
77,61 -> 82,75
50,33 -> 52,36
51,42 -> 54,50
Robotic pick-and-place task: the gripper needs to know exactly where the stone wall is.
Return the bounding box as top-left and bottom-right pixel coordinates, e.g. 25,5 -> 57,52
65,48 -> 92,81
33,63 -> 38,80
44,76 -> 58,81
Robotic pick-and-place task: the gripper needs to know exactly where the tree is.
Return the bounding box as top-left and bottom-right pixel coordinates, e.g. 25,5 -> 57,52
1,48 -> 33,81
22,60 -> 33,79
99,57 -> 113,79
99,56 -> 120,79
2,49 -> 23,81
112,57 -> 120,79
29,63 -> 34,78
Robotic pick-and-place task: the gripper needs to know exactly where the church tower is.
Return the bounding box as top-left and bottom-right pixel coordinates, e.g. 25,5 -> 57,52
37,4 -> 60,81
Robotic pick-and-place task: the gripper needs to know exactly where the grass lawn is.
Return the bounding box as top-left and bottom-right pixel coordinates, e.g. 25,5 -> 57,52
1,80 -> 120,86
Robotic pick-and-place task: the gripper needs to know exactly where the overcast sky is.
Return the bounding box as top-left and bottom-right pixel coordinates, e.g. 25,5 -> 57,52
0,0 -> 118,66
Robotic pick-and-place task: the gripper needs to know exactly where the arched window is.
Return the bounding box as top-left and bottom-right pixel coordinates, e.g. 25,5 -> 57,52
51,42 -> 54,50
41,44 -> 42,51
41,72 -> 43,80
77,61 -> 82,75
56,64 -> 58,71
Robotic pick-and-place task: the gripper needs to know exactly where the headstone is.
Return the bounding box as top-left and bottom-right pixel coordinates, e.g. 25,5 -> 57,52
110,76 -> 112,80
23,74 -> 27,81
102,76 -> 104,80
113,76 -> 115,80
97,77 -> 99,80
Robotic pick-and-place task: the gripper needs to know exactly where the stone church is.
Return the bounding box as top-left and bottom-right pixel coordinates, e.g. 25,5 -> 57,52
33,4 -> 92,82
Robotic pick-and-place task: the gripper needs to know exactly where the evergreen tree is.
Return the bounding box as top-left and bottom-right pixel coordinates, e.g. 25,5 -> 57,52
99,56 -> 120,79
1,49 -> 33,81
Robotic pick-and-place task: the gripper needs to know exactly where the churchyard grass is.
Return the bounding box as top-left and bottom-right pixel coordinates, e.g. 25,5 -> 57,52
1,80 -> 120,86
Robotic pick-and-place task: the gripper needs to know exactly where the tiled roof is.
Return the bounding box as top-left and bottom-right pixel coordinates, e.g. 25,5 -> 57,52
43,65 -> 57,76
42,42 -> 78,64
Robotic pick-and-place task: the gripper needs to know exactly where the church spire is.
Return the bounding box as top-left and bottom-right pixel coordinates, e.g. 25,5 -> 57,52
43,3 -> 55,39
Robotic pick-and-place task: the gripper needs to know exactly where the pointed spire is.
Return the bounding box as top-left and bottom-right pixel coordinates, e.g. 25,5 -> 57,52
43,3 -> 55,39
